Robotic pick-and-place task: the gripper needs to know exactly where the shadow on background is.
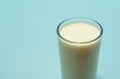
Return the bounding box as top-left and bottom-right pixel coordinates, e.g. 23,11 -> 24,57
97,75 -> 103,79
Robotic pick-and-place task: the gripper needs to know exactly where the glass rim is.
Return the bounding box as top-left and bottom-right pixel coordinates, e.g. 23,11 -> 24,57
57,17 -> 103,44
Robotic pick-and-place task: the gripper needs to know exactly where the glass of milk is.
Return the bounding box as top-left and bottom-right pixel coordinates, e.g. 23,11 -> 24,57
57,17 -> 103,79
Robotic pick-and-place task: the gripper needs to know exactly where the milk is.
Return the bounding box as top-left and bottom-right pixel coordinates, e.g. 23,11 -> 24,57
58,22 -> 102,79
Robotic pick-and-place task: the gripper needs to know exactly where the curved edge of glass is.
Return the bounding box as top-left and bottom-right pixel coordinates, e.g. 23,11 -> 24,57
57,17 -> 103,44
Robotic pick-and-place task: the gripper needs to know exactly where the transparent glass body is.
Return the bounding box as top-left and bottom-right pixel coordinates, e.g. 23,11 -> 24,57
57,17 -> 103,79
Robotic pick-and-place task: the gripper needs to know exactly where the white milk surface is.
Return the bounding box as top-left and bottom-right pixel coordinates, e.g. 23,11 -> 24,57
58,22 -> 101,79
60,22 -> 100,43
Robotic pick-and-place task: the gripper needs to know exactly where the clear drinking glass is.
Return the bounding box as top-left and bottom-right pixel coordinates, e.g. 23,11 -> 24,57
57,17 -> 103,79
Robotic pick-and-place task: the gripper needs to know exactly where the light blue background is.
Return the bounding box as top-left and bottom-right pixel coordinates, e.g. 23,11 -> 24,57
0,0 -> 120,79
